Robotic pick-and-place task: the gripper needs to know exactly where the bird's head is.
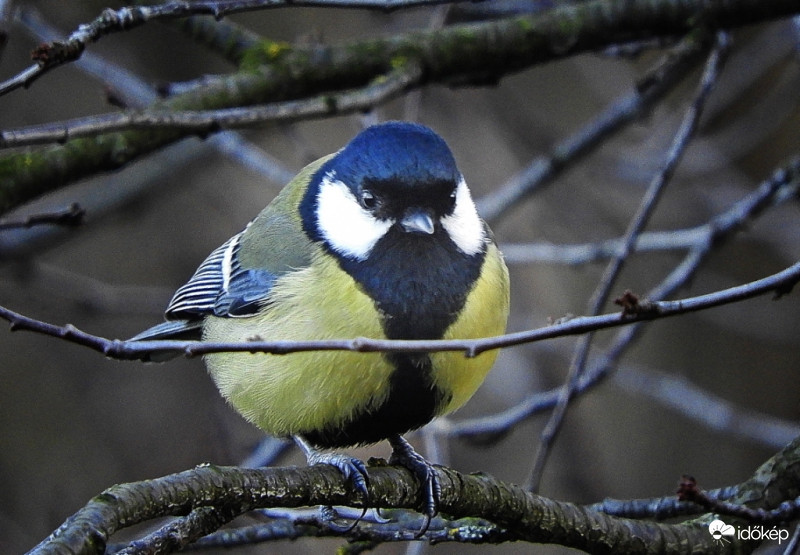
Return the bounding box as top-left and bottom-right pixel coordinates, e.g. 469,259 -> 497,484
301,121 -> 485,261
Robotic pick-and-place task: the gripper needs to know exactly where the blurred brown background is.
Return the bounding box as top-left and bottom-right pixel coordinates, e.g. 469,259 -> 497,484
0,2 -> 799,553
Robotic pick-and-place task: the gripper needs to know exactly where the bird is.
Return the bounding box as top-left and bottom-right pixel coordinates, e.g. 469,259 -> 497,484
131,121 -> 510,530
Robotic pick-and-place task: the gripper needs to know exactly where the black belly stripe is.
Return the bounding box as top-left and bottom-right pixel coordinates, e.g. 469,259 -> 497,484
303,353 -> 450,448
302,226 -> 485,448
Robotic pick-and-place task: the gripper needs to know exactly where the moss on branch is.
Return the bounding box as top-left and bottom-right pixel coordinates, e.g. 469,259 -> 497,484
1,0 -> 798,214
29,436 -> 800,553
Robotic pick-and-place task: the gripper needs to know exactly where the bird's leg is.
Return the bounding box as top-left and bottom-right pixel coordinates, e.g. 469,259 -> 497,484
388,434 -> 441,537
292,435 -> 369,530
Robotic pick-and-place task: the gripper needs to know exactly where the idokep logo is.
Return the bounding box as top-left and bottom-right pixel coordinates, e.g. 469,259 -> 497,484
708,520 -> 735,545
708,519 -> 790,546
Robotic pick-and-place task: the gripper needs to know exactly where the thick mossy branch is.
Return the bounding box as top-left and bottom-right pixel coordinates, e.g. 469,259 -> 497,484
1,0 -> 799,215
30,436 -> 800,554
730,436 -> 800,511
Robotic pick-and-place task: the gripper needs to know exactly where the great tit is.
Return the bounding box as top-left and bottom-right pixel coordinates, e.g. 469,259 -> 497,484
133,121 -> 510,527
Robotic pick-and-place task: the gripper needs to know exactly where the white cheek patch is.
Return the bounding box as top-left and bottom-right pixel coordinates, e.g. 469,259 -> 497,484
316,173 -> 392,260
441,178 -> 485,256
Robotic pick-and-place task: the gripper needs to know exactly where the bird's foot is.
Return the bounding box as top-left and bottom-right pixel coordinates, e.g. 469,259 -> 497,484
319,505 -> 368,532
388,434 -> 441,537
306,450 -> 370,498
293,436 -> 370,530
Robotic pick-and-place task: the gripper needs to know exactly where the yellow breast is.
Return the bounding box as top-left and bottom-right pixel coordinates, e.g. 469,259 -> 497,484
202,242 -> 509,441
203,251 -> 393,437
432,242 -> 509,414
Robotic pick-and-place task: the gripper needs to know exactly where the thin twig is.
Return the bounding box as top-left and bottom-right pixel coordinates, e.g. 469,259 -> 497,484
443,157 -> 800,442
588,484 -> 741,520
16,6 -> 159,107
0,63 -> 423,147
439,340 -> 800,451
445,42 -> 800,452
613,362 -> 800,448
0,0 -> 463,96
501,157 -> 800,265
500,228 -> 703,265
476,30 -> 711,223
17,5 -> 296,186
526,32 -> 732,493
443,247 -> 705,435
0,260 -> 797,361
172,12 -> 264,65
678,475 -> 800,524
114,506 -> 238,555
0,203 -> 84,230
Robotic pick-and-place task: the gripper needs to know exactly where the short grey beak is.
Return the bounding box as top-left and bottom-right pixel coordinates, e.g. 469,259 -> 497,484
400,209 -> 435,234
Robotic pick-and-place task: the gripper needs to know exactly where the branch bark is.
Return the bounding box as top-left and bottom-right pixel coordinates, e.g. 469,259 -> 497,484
1,0 -> 799,214
29,435 -> 800,554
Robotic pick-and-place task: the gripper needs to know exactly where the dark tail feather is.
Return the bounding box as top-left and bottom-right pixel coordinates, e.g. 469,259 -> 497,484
128,319 -> 203,362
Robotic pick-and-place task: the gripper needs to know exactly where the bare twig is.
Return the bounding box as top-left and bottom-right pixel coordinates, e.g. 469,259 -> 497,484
501,157 -> 800,265
0,260 -> 797,361
678,475 -> 800,524
0,203 -> 84,230
0,0 -> 462,96
17,6 -> 296,185
239,437 -> 293,468
440,343 -> 800,451
114,506 -> 237,555
588,484 -> 741,520
437,245 -> 706,433
2,0 -> 798,101
477,30 -> 711,223
501,228 -> 704,265
16,6 -> 159,107
441,244 -> 797,445
446,107 -> 800,451
176,511 -> 511,550
171,12 -> 264,65
526,32 -> 732,493
612,362 -> 800,449
3,1 -> 799,217
0,63 -> 423,147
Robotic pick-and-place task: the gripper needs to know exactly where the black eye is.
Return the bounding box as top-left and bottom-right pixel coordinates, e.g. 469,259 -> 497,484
360,190 -> 377,210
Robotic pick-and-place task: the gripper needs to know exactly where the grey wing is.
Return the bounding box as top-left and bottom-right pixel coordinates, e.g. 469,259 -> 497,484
167,225 -> 279,319
130,226 -> 276,342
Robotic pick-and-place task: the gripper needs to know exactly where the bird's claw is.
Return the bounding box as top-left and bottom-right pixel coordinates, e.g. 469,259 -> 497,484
389,435 -> 441,537
293,435 -> 371,531
307,451 -> 370,501
319,505 -> 368,532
